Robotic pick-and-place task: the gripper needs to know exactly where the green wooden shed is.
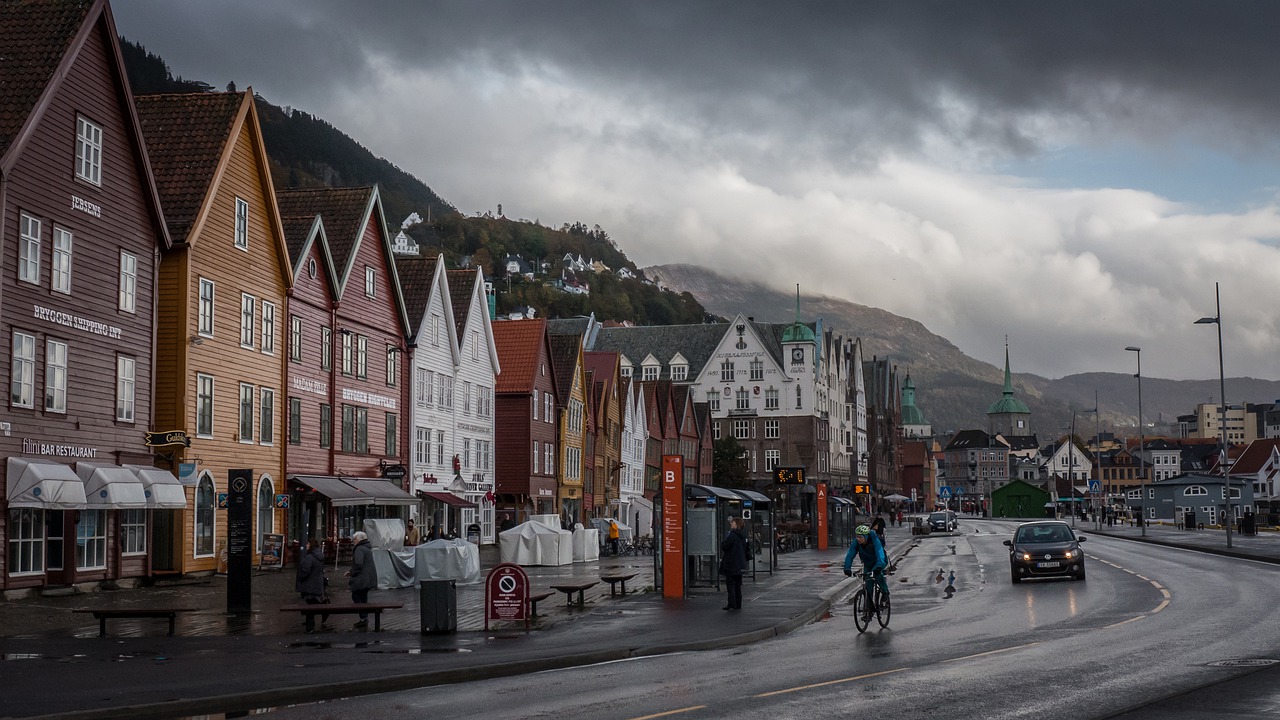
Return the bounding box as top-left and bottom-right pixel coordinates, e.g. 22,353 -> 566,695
992,479 -> 1052,519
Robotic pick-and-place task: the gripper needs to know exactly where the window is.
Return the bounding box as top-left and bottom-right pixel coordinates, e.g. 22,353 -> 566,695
545,393 -> 553,422
196,374 -> 214,436
435,430 -> 445,465
195,475 -> 215,557
261,301 -> 275,354
720,361 -> 734,382
765,420 -> 780,439
796,386 -> 803,409
386,346 -> 397,387
1184,486 -> 1207,496
734,419 -> 752,440
765,449 -> 781,472
356,407 -> 368,453
415,426 -> 431,465
11,330 -> 34,407
319,404 -> 332,448
356,336 -> 367,379
44,339 -> 67,413
765,387 -> 779,410
51,227 -> 72,293
365,266 -> 376,297
545,442 -> 554,473
671,364 -> 687,381
463,381 -> 472,414
240,294 -> 255,347
260,388 -> 274,444
8,508 -> 44,574
431,315 -> 441,346
417,368 -> 433,407
533,441 -> 540,473
735,388 -> 749,411
342,405 -> 355,452
239,384 -> 255,442
750,359 -> 764,381
198,279 -> 215,336
290,316 -> 302,362
289,397 -> 301,444
707,390 -> 720,412
76,509 -> 106,570
341,332 -> 352,375
18,214 -> 40,284
257,478 -> 273,552
121,509 -> 146,555
321,327 -> 332,371
233,197 -> 249,250
621,365 -> 632,378
118,251 -> 137,312
116,355 -> 136,422
713,422 -> 722,440
75,116 -> 103,185
643,365 -> 659,381
533,390 -> 539,420
471,331 -> 480,361
385,413 -> 397,456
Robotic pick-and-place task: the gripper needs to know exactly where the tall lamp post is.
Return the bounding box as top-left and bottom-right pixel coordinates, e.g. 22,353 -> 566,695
1084,392 -> 1101,531
1195,281 -> 1232,549
1068,411 -> 1077,528
1125,346 -> 1147,537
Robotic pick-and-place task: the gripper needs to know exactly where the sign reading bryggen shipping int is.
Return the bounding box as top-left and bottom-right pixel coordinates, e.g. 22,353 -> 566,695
661,454 -> 685,599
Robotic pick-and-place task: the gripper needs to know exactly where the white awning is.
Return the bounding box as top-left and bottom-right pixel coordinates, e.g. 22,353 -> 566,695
77,462 -> 147,509
6,457 -> 87,509
126,465 -> 189,509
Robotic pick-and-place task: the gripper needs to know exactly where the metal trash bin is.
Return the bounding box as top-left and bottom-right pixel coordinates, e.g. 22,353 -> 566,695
420,579 -> 457,634
1184,511 -> 1196,530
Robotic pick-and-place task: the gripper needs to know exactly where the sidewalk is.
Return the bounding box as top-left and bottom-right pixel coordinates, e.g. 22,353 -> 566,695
1077,518 -> 1280,563
0,544 -> 863,720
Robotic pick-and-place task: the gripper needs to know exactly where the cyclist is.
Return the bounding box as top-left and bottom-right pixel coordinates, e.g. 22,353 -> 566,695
843,524 -> 889,620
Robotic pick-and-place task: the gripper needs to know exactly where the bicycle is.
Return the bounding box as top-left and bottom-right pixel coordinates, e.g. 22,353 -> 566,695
851,568 -> 892,633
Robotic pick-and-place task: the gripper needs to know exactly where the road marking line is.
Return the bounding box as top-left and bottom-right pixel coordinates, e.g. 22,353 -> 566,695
628,706 -> 707,719
1105,616 -> 1144,628
942,641 -> 1040,662
753,667 -> 908,697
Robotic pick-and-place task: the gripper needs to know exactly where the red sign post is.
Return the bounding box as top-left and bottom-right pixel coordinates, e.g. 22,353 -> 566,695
661,454 -> 685,599
485,562 -> 530,630
816,483 -> 829,550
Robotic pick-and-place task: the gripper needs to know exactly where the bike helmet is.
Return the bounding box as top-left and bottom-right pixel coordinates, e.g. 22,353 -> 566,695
855,524 -> 871,537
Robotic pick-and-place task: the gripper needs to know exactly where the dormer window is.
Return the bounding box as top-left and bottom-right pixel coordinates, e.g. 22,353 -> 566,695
643,365 -> 659,381
671,363 -> 688,381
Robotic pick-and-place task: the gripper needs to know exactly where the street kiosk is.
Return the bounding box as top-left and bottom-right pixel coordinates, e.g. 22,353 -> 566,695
685,484 -> 744,588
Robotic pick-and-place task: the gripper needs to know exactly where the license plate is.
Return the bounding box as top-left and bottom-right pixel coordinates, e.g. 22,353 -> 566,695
1036,561 -> 1060,568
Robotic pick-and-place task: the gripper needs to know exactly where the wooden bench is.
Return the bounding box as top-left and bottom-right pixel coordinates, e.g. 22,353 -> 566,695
73,607 -> 196,637
600,572 -> 638,597
279,602 -> 403,632
528,591 -> 555,617
549,581 -> 597,608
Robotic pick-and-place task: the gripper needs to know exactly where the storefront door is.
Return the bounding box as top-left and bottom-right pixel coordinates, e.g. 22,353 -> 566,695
45,511 -> 67,585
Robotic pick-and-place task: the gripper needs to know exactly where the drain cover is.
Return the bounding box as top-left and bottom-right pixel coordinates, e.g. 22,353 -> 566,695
1208,659 -> 1279,668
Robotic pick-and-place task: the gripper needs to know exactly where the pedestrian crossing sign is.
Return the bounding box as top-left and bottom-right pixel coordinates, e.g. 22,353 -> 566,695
1088,480 -> 1101,493
939,486 -> 952,499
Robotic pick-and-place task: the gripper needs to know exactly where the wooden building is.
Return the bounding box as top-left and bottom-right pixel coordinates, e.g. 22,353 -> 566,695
0,0 -> 173,590
491,319 -> 559,523
548,333 -> 587,525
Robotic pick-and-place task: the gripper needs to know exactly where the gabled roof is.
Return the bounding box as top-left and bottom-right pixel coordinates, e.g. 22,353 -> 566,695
278,213 -> 341,294
548,334 -> 583,403
492,319 -> 546,394
394,254 -> 440,329
1229,439 -> 1280,475
945,430 -> 990,451
446,269 -> 476,341
0,0 -> 94,160
584,352 -> 619,400
275,186 -> 373,285
593,324 -> 728,379
134,92 -> 242,244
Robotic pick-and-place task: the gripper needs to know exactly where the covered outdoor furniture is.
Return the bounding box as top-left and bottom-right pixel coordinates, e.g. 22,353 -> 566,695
572,525 -> 600,562
415,538 -> 482,584
499,521 -> 573,566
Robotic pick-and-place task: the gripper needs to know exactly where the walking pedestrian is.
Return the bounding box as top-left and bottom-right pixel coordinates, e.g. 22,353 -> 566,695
346,531 -> 377,628
720,517 -> 750,610
295,538 -> 329,633
608,519 -> 621,555
871,513 -> 886,543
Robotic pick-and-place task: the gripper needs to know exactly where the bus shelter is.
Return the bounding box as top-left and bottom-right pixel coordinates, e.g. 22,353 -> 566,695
685,484 -> 744,588
730,488 -> 774,576
828,496 -> 857,549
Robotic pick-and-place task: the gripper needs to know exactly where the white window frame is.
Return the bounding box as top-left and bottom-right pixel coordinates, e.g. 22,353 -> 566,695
11,330 -> 36,407
116,355 -> 136,422
365,266 -> 376,297
259,387 -> 275,445
8,508 -> 45,574
234,197 -> 249,250
240,294 -> 256,348
256,478 -> 274,552
416,426 -> 431,464
196,373 -> 215,437
750,359 -> 764,381
198,278 -> 215,336
51,227 -> 72,293
121,508 -> 147,555
735,388 -> 750,411
290,315 -> 302,362
708,391 -> 720,412
671,364 -> 687,381
76,509 -> 107,570
765,449 -> 781,472
765,419 -> 780,439
321,327 -> 332,371
356,335 -> 367,379
44,339 -> 67,413
18,213 -> 40,284
239,383 -> 255,443
261,301 -> 276,354
765,387 -> 779,410
533,389 -> 539,420
733,419 -> 751,440
643,365 -> 659,381
75,116 -> 103,185
195,474 -> 216,557
386,346 -> 397,387
720,361 -> 734,382
118,251 -> 137,313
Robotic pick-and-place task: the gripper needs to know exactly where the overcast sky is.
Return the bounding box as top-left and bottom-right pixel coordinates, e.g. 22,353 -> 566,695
113,1 -> 1280,383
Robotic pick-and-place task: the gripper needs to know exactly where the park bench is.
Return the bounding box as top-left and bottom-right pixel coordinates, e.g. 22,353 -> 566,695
528,591 -> 555,617
549,581 -> 597,608
600,572 -> 638,597
279,602 -> 403,632
73,607 -> 196,637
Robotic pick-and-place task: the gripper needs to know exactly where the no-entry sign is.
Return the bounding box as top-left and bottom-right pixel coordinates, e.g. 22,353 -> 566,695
485,562 -> 530,630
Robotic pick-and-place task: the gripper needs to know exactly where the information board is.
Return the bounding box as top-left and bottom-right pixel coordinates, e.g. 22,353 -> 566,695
816,483 -> 829,550
259,533 -> 284,570
484,562 -> 530,630
226,468 -> 253,614
661,454 -> 685,599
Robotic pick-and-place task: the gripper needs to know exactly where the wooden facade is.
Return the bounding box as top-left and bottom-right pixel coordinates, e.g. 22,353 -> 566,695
492,319 -> 558,522
549,333 -> 587,524
137,90 -> 292,575
585,352 -> 622,518
0,0 -> 170,590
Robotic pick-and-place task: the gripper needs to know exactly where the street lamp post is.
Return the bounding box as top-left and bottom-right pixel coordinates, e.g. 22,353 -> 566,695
1084,392 -> 1101,531
1125,346 -> 1146,537
1196,281 -> 1232,549
1068,411 -> 1077,528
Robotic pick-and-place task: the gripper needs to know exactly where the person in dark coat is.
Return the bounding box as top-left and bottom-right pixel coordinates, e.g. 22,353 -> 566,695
346,531 -> 377,628
720,517 -> 750,610
295,538 -> 329,632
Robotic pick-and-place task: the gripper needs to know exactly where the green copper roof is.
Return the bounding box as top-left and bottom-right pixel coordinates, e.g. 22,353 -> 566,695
781,322 -> 815,342
987,343 -> 1030,415
900,374 -> 927,425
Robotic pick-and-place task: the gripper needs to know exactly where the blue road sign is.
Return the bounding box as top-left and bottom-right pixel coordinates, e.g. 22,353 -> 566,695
939,486 -> 952,499
1088,480 -> 1101,493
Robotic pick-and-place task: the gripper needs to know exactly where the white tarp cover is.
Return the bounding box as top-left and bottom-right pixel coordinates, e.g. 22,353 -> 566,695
628,495 -> 654,537
6,457 -> 87,509
415,539 -> 481,584
529,513 -> 563,530
126,465 -> 188,509
499,521 -> 573,566
371,548 -> 418,589
591,518 -> 632,541
572,527 -> 599,562
77,462 -> 147,510
363,518 -> 405,551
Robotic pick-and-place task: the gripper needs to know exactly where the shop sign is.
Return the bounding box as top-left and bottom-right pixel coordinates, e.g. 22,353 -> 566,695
145,430 -> 191,447
21,438 -> 97,458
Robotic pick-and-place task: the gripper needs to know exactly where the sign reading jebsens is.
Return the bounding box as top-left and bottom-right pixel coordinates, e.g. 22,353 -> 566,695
661,454 -> 685,599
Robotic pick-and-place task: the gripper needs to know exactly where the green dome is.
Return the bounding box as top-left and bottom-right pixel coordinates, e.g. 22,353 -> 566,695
781,321 -> 815,343
900,375 -> 928,425
986,395 -> 1031,415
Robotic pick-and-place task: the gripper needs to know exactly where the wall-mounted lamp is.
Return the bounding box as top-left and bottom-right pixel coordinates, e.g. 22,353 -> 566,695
338,327 -> 352,336
188,335 -> 204,346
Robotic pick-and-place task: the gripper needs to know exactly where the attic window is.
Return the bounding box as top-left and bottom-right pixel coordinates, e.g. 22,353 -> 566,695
671,364 -> 688,381
308,258 -> 317,278
365,266 -> 376,297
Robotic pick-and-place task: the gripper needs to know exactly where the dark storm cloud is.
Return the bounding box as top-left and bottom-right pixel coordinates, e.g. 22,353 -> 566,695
115,1 -> 1280,165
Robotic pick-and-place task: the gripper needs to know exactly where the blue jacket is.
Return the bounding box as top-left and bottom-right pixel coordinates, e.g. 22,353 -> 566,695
843,533 -> 887,574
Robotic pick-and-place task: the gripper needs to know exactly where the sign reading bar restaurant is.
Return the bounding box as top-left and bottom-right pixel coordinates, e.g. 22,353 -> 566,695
661,454 -> 685,599
22,438 -> 97,458
145,430 -> 191,447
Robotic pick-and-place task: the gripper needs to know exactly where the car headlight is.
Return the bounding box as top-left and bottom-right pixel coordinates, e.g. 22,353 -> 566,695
1064,549 -> 1075,559
1021,553 -> 1031,561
